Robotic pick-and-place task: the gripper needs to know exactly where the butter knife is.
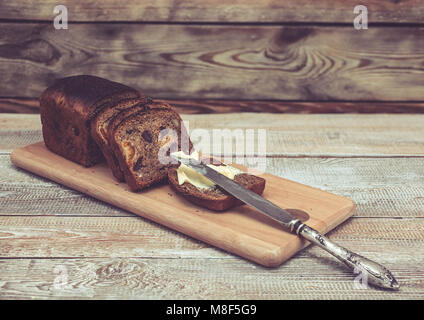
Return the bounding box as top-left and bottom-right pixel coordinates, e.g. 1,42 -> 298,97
171,154 -> 399,290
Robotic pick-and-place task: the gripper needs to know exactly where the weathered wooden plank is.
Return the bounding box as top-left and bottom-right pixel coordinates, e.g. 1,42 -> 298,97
0,0 -> 422,23
0,114 -> 42,153
185,113 -> 424,156
2,155 -> 424,218
268,157 -> 424,218
0,24 -> 423,100
0,114 -> 41,131
0,256 -> 421,299
3,97 -> 424,114
1,113 -> 424,156
0,98 -> 40,114
0,216 -> 422,260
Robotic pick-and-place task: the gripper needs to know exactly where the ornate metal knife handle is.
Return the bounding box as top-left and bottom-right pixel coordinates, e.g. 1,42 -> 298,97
288,220 -> 399,290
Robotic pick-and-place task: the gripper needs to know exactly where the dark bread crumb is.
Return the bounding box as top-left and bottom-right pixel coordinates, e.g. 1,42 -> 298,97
132,157 -> 144,171
141,130 -> 153,143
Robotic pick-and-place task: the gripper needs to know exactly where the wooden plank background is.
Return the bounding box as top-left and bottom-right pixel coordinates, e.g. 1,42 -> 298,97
0,0 -> 423,23
0,1 -> 423,114
1,113 -> 423,299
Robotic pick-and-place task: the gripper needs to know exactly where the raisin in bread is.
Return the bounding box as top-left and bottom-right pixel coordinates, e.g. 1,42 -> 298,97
108,102 -> 192,191
168,162 -> 265,211
40,75 -> 141,167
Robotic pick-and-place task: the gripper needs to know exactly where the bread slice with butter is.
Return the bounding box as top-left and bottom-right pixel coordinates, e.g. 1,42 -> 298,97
168,152 -> 265,211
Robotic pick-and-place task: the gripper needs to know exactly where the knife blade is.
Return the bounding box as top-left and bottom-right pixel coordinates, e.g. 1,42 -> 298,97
171,153 -> 400,290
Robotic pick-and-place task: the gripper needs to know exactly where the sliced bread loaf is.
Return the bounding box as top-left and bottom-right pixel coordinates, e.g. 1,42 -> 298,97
108,103 -> 192,191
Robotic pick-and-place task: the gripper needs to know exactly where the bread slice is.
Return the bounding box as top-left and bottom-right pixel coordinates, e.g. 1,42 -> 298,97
168,165 -> 266,211
105,100 -> 177,181
109,103 -> 192,191
90,96 -> 152,181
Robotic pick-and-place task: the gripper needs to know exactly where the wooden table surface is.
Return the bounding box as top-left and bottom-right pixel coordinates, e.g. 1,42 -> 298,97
0,113 -> 423,299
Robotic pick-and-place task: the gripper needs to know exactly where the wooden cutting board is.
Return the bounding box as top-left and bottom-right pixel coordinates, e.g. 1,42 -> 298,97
11,142 -> 355,267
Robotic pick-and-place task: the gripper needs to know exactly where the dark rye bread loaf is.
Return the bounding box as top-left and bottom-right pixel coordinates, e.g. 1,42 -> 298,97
168,165 -> 266,211
40,75 -> 141,167
109,102 -> 192,191
90,96 -> 152,181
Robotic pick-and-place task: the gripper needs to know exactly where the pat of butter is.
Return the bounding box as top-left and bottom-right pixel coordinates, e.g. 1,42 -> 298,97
172,151 -> 242,190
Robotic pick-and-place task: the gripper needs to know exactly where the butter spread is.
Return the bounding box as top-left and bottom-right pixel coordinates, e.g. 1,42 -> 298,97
172,151 -> 242,189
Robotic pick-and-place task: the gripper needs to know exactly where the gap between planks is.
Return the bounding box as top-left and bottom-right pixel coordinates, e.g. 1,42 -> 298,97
2,152 -> 424,158
1,215 -> 422,219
